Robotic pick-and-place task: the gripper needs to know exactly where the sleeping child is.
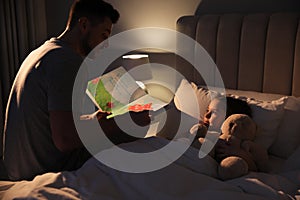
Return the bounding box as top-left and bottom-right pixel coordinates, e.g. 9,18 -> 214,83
191,96 -> 269,179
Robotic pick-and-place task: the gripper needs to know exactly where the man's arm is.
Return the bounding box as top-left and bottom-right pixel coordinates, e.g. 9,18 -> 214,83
50,110 -> 150,153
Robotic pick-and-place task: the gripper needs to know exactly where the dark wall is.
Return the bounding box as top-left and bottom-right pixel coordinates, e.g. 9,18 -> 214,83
44,0 -> 201,37
45,0 -> 73,38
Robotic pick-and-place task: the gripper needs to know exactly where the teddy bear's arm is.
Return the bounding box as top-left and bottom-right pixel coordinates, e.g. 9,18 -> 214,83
235,148 -> 258,171
216,141 -> 258,171
241,141 -> 269,172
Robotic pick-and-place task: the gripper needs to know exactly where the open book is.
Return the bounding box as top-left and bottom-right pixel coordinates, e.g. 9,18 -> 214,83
86,66 -> 169,119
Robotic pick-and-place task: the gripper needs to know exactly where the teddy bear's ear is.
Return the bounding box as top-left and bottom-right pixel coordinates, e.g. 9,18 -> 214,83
220,114 -> 257,140
220,115 -> 236,136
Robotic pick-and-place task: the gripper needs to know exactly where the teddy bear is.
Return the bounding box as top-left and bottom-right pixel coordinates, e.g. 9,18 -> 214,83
192,114 -> 269,180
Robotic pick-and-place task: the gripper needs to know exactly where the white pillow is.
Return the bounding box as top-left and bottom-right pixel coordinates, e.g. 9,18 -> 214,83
174,79 -> 220,120
246,97 -> 288,150
228,94 -> 287,150
174,79 -> 200,119
269,96 -> 300,159
190,82 -> 220,120
282,145 -> 300,172
225,89 -> 285,101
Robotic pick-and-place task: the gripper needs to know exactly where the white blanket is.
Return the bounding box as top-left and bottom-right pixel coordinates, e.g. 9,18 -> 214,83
1,137 -> 299,200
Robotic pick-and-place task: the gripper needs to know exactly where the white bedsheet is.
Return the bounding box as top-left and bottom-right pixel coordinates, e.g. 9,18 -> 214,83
1,137 -> 299,200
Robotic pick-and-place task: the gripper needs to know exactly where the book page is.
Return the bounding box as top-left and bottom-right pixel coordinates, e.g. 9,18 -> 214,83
86,66 -> 168,118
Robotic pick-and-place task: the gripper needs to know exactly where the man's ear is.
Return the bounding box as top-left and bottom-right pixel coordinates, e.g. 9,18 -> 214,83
78,17 -> 89,33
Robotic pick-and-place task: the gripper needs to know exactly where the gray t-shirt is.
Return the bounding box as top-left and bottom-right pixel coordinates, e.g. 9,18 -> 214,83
3,38 -> 91,181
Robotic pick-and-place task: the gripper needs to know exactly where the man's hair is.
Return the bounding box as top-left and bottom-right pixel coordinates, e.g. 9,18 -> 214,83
67,0 -> 120,29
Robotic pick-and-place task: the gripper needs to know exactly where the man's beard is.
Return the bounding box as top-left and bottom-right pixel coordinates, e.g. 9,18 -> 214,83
80,34 -> 92,57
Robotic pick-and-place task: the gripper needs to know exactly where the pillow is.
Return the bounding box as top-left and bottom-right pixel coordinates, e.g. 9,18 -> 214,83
189,82 -> 220,120
282,145 -> 300,172
246,96 -> 288,150
225,88 -> 285,101
269,96 -> 300,159
228,94 -> 287,150
220,89 -> 288,152
174,79 -> 206,120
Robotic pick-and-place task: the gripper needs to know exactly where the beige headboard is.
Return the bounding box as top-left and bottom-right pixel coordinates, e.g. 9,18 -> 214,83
176,12 -> 300,97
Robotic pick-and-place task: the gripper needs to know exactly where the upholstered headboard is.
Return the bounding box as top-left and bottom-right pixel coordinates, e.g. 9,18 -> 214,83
176,12 -> 300,97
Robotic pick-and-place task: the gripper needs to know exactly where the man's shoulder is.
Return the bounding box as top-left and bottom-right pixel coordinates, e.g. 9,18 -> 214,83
44,38 -> 77,56
36,38 -> 82,64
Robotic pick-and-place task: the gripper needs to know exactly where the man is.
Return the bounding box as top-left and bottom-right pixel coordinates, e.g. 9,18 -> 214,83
2,0 -> 120,181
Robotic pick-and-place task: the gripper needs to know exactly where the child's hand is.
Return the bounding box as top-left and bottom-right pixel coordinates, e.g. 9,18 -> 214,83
189,123 -> 208,138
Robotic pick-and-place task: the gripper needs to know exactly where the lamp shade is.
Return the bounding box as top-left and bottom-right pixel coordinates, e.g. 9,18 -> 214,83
122,54 -> 152,81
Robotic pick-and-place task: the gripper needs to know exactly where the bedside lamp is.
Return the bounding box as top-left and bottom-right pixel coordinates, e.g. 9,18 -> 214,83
122,54 -> 176,138
122,54 -> 152,81
122,54 -> 152,92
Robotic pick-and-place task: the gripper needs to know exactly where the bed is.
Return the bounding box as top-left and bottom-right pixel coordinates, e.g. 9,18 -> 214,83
1,2 -> 300,200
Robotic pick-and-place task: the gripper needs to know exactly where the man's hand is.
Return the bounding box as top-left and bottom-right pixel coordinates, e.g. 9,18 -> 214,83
80,110 -> 111,120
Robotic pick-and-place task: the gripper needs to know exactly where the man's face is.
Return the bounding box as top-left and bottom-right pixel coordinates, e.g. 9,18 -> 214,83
80,17 -> 113,56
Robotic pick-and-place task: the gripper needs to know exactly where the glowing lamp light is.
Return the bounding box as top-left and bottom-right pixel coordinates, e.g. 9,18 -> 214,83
122,54 -> 152,82
122,54 -> 149,59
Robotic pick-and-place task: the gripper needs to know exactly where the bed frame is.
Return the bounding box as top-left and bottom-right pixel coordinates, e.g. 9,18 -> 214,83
175,1 -> 300,97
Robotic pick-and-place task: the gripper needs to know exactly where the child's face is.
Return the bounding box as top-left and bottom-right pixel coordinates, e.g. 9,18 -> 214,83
203,99 -> 226,131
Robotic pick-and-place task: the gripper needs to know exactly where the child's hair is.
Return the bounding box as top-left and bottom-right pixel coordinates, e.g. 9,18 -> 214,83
226,96 -> 252,118
215,96 -> 252,119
